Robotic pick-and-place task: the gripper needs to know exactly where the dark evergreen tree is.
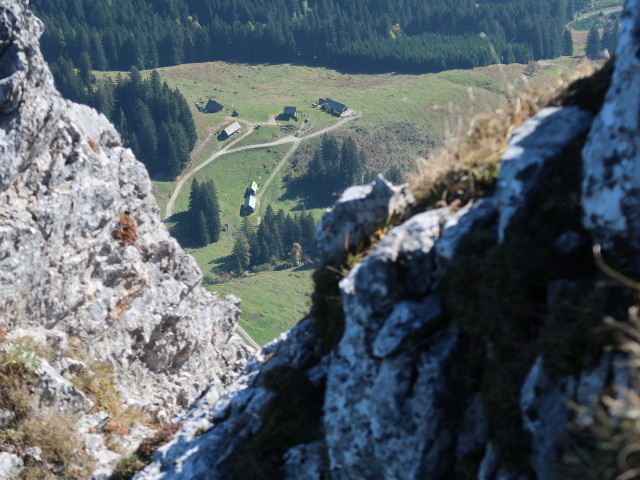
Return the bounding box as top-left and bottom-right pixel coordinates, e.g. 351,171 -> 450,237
231,232 -> 251,273
131,99 -> 159,171
78,51 -> 95,85
601,23 -> 619,55
340,137 -> 365,189
563,29 -> 574,56
196,210 -> 211,246
386,165 -> 404,184
50,63 -> 195,179
299,213 -> 317,261
585,26 -> 601,59
189,178 -> 201,214
187,179 -> 221,245
202,180 -> 222,242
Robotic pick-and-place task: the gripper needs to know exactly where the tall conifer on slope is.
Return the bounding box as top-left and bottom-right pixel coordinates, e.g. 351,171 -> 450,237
563,29 -> 574,56
586,26 -> 601,59
196,210 -> 211,246
231,232 -> 251,274
187,178 -> 221,246
202,180 -> 221,242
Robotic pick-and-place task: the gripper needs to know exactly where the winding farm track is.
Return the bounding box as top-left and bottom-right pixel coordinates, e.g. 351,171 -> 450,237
574,5 -> 622,21
164,113 -> 359,349
164,113 -> 360,219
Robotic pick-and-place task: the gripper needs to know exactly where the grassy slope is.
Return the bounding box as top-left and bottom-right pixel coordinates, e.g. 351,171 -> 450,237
139,56 -> 588,345
211,267 -> 315,346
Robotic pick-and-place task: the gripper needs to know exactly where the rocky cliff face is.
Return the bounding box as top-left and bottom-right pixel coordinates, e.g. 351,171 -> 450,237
0,0 -> 249,476
135,1 -> 640,479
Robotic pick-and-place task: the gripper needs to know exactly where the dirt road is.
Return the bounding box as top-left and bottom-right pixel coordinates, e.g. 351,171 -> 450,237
164,113 -> 360,219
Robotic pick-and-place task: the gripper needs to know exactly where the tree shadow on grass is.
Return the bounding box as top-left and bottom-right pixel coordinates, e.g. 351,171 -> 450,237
280,177 -> 336,211
210,254 -> 235,274
166,210 -> 201,248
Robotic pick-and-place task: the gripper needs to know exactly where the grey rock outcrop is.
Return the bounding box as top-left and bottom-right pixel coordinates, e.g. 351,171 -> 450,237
316,174 -> 415,263
0,452 -> 22,479
0,0 -> 249,415
582,0 -> 640,249
0,0 -> 250,476
136,8 -> 639,476
4,0 -> 640,478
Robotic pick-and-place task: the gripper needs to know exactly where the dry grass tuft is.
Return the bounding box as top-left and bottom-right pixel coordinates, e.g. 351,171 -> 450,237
0,342 -> 94,478
409,64 -> 597,209
71,361 -> 121,415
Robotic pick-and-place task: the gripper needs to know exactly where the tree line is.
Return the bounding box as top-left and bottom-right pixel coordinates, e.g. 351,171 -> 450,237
230,206 -> 317,275
32,0 -> 585,74
50,60 -> 196,178
586,23 -> 619,59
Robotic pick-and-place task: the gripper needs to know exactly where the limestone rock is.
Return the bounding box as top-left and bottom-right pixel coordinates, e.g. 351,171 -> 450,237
0,452 -> 22,480
582,0 -> 640,249
316,174 -> 415,263
33,358 -> 93,414
496,106 -> 592,242
0,0 -> 250,418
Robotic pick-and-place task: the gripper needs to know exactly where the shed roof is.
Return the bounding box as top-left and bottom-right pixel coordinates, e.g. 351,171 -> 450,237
224,121 -> 241,136
244,195 -> 257,209
325,98 -> 347,112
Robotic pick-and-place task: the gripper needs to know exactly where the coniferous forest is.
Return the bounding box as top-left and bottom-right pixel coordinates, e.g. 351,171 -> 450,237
229,206 -> 318,275
33,0 -> 584,74
50,61 -> 196,178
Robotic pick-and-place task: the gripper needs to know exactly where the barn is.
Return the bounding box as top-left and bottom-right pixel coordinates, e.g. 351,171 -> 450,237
242,195 -> 257,215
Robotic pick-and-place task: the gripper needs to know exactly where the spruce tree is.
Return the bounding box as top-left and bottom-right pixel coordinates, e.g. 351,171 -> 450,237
231,232 -> 251,273
196,210 -> 211,246
340,137 -> 365,189
189,178 -> 201,214
241,217 -> 255,244
299,213 -> 317,261
563,29 -> 573,56
585,26 -> 601,59
201,180 -> 221,243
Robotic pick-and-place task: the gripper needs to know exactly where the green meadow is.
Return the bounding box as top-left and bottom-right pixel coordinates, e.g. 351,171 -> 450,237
137,55 -> 588,345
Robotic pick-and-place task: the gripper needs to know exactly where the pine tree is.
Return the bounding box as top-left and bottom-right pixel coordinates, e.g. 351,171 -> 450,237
202,180 -> 222,242
231,232 -> 251,273
90,32 -> 108,70
585,26 -> 601,59
299,213 -> 317,261
321,135 -> 340,187
189,178 -> 201,214
340,137 -> 365,189
196,210 -> 211,246
563,29 -> 573,56
132,99 -> 158,172
241,217 -> 255,244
